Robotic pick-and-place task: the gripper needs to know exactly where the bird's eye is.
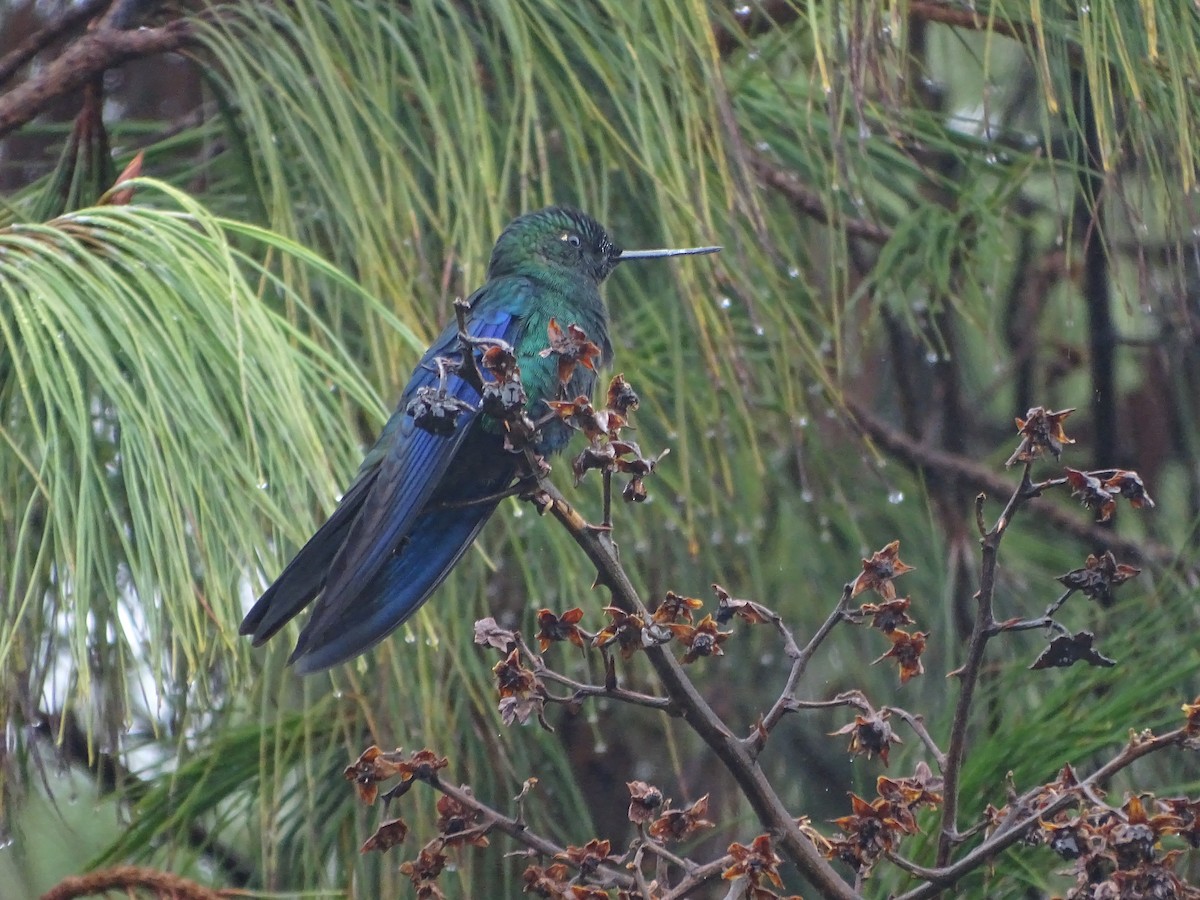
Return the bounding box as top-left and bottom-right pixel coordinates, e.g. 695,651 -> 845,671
562,233 -> 582,248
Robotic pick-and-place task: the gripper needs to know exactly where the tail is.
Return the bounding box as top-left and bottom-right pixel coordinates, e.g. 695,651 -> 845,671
239,471 -> 376,645
287,501 -> 499,674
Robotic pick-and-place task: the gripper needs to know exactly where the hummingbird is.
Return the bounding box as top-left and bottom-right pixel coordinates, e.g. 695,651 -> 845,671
240,207 -> 720,673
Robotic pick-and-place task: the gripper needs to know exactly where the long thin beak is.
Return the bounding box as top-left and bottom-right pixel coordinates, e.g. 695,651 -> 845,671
616,245 -> 722,261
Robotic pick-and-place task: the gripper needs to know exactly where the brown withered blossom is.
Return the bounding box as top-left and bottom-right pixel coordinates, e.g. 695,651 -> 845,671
648,795 -> 715,842
796,815 -> 833,855
593,606 -> 648,660
1111,794 -> 1180,868
877,766 -> 943,816
827,793 -> 910,873
1159,797 -> 1200,848
546,396 -> 621,443
606,373 -> 640,416
1185,697 -> 1200,741
568,886 -> 611,900
1102,469 -> 1155,509
1057,551 -> 1141,604
493,648 -> 537,698
1029,630 -> 1116,670
536,607 -> 587,652
478,344 -> 526,418
541,318 -> 602,386
360,817 -> 410,853
407,385 -> 475,437
493,648 -> 544,726
712,583 -> 773,625
652,591 -> 704,625
344,747 -> 449,805
435,794 -> 488,848
627,780 -> 664,825
831,710 -> 902,766
859,596 -> 915,634
555,839 -> 615,878
668,613 -> 733,664
1006,406 -> 1075,467
522,863 -> 572,897
474,616 -> 518,652
852,541 -> 914,600
398,840 -> 448,896
872,629 -> 927,683
1064,468 -> 1117,522
723,833 -> 785,890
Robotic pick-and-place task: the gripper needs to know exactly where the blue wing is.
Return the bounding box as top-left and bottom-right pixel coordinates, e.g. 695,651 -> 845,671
240,284 -> 528,669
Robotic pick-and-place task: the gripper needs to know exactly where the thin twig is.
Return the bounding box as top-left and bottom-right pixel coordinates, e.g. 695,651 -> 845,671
531,479 -> 861,900
895,727 -> 1186,899
883,706 -> 947,771
0,20 -> 193,139
660,854 -> 735,900
0,0 -> 112,89
747,585 -> 854,757
420,774 -> 634,890
936,464 -> 1032,865
845,398 -> 1178,567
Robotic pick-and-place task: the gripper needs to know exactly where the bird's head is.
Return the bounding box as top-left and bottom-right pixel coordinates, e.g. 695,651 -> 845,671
487,206 -> 719,284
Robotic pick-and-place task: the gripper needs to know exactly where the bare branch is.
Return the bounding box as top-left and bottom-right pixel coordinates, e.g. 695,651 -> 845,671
0,20 -> 194,139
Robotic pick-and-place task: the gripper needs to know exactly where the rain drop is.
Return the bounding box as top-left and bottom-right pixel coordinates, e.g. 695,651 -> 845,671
888,490 -> 905,504
719,297 -> 732,309
787,267 -> 800,279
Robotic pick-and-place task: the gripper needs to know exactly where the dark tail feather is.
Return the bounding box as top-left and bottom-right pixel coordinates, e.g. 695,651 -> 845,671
240,474 -> 375,645
288,502 -> 498,674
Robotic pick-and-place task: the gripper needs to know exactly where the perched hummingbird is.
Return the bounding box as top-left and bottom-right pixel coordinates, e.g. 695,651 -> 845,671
240,207 -> 720,673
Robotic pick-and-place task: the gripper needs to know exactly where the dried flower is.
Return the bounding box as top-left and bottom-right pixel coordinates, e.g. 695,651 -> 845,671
344,747 -> 449,804
398,840 -> 448,893
723,834 -> 784,889
652,591 -> 704,625
712,583 -> 773,625
1007,406 -> 1074,467
541,318 -> 602,386
407,385 -> 474,436
474,616 -> 518,652
536,607 -> 587,652
522,863 -> 572,897
1057,551 -> 1140,604
859,597 -> 915,634
556,839 -> 614,878
668,614 -> 733,664
606,374 -> 640,416
852,541 -> 914,600
1065,468 -> 1117,522
360,817 -> 410,853
593,607 -> 649,660
435,794 -> 487,847
1030,631 -> 1116,670
1102,470 -> 1155,510
493,649 -> 537,698
627,781 -> 664,824
831,710 -> 901,766
872,629 -> 927,683
648,795 -> 715,842
828,793 -> 907,873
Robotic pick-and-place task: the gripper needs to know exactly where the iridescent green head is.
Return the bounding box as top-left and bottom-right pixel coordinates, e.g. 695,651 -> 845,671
487,206 -> 720,283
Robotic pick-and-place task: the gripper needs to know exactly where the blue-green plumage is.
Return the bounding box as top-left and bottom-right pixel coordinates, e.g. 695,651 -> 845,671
240,207 -> 718,673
